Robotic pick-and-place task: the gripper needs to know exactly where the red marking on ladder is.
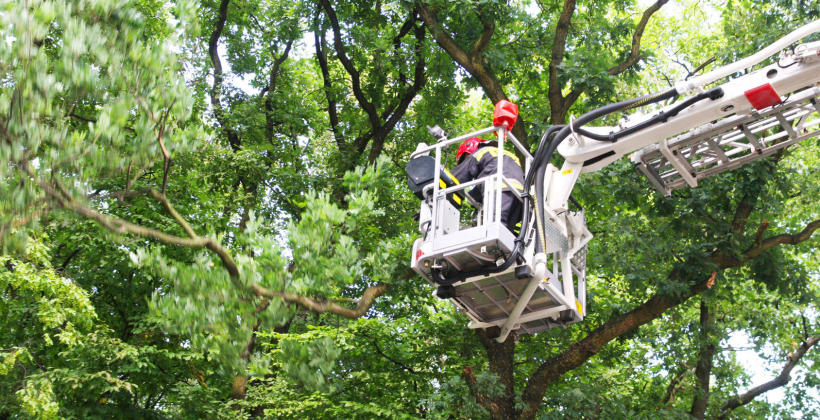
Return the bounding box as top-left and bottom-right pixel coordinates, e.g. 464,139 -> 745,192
744,84 -> 782,110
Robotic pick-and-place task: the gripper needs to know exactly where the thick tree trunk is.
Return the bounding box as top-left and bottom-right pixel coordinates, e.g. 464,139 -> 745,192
483,332 -> 516,418
466,330 -> 517,419
690,297 -> 717,419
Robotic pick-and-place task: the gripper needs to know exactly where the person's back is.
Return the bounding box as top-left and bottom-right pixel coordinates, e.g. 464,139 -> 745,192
449,138 -> 524,232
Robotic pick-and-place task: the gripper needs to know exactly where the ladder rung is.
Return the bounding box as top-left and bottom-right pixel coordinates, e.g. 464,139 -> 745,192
635,87 -> 820,195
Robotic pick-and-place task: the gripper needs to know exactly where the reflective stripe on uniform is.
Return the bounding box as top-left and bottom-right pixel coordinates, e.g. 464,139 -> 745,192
473,147 -> 521,166
441,168 -> 463,205
506,180 -> 524,191
442,168 -> 460,184
439,179 -> 462,205
472,148 -> 524,190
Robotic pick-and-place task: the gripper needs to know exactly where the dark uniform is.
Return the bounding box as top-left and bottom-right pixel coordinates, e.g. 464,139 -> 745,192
450,142 -> 525,232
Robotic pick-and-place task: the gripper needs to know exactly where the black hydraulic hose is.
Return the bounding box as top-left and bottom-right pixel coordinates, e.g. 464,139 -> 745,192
574,87 -> 724,142
533,164 -> 548,252
532,88 -> 678,173
526,125 -> 564,189
569,195 -> 582,211
527,88 -> 679,260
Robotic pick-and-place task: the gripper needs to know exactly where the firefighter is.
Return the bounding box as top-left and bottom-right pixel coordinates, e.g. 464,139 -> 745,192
449,136 -> 525,232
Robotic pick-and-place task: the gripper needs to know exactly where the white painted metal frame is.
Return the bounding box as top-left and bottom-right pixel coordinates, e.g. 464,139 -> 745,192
410,123 -> 590,342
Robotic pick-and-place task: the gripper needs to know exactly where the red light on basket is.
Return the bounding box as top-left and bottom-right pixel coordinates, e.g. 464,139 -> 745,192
493,100 -> 519,130
744,84 -> 782,110
416,249 -> 424,261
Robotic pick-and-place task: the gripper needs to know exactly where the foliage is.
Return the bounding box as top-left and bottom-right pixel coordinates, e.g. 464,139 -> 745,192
0,0 -> 818,419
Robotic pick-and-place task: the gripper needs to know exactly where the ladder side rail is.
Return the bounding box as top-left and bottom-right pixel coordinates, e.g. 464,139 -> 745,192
557,47 -> 820,171
676,20 -> 820,95
636,89 -> 820,192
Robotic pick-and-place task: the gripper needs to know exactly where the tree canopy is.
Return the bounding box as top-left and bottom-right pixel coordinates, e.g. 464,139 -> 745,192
1,0 -> 819,419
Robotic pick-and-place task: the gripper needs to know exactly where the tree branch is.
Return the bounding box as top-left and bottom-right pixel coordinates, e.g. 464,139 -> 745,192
606,0 -> 669,76
265,39 -> 294,144
367,19 -> 426,163
320,0 -> 380,129
146,189 -> 197,238
548,0 -> 668,124
68,112 -> 96,123
417,4 -> 470,69
57,248 -> 82,273
208,0 -> 241,151
29,164 -> 389,321
716,336 -> 819,419
742,219 -> 820,261
0,204 -> 52,238
547,0 -> 576,123
364,334 -> 417,373
688,57 -> 716,79
249,282 -> 387,319
314,14 -> 343,149
472,18 -> 495,56
691,297 -> 718,419
417,3 -> 528,145
240,298 -> 271,362
392,11 -> 417,85
662,363 -> 694,407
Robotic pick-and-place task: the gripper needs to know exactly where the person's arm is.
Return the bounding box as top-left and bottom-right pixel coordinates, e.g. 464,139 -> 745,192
449,155 -> 479,184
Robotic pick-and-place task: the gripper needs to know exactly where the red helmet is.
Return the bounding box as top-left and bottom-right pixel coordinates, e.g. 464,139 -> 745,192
456,137 -> 487,163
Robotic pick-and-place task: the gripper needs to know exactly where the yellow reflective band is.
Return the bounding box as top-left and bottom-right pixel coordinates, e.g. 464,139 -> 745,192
503,150 -> 521,166
575,299 -> 583,315
562,168 -> 573,175
442,168 -> 460,184
439,179 -> 462,205
504,180 -> 524,191
473,147 -> 493,162
473,148 -> 521,166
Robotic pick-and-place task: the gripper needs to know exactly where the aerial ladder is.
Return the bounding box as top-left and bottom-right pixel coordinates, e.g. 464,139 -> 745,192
407,21 -> 820,342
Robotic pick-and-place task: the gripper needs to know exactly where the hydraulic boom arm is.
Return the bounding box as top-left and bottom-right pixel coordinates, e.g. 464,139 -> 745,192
407,20 -> 820,342
548,20 -> 820,207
